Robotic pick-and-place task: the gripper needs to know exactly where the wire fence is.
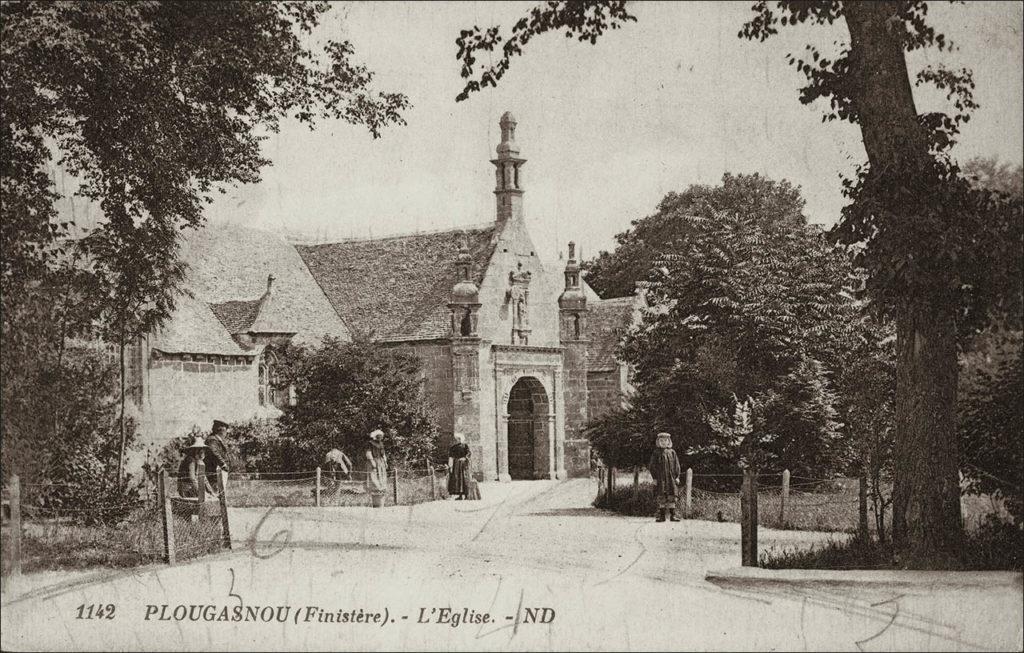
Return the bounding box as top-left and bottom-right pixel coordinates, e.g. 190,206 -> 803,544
594,466 -> 868,532
2,470 -> 233,578
224,466 -> 451,508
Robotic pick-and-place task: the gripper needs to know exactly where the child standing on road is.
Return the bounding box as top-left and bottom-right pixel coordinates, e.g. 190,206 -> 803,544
649,432 -> 682,523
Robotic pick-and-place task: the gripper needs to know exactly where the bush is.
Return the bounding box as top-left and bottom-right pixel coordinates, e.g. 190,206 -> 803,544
7,345 -> 143,523
277,337 -> 441,469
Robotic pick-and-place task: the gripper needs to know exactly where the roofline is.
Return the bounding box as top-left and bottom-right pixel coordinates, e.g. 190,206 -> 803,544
292,221 -> 498,246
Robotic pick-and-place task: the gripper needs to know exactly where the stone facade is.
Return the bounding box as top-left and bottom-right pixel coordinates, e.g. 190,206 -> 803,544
131,112 -> 638,481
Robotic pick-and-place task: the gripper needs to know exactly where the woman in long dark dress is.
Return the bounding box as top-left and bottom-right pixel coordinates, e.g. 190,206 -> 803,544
648,432 -> 682,522
447,433 -> 471,500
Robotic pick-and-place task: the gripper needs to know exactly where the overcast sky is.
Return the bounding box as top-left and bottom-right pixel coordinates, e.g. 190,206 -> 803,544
57,1 -> 1024,265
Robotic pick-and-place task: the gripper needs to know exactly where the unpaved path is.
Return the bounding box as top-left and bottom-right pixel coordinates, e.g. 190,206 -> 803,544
2,479 -> 1021,651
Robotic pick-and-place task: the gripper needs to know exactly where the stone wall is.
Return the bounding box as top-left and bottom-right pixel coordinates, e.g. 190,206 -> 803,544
564,439 -> 591,478
136,350 -> 260,463
394,340 -> 454,447
587,368 -> 624,423
475,216 -> 561,348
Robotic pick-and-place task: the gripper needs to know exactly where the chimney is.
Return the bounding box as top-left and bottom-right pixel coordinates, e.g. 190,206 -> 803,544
266,274 -> 275,295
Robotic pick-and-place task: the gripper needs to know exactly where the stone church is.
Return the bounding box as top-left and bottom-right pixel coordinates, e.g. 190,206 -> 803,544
129,113 -> 641,480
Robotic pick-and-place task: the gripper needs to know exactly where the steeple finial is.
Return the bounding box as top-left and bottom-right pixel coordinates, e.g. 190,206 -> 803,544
497,112 -> 519,156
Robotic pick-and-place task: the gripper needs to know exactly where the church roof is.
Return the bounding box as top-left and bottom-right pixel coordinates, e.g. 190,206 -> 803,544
296,224 -> 499,342
151,294 -> 251,356
588,296 -> 639,372
209,297 -> 264,334
182,224 -> 350,345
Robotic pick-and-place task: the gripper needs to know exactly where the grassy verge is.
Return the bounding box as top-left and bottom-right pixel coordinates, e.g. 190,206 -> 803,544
760,516 -> 1023,571
594,481 -> 862,531
3,506 -> 226,574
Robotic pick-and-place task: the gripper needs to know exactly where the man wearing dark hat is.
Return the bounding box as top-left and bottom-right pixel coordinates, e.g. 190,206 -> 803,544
205,420 -> 231,479
177,436 -> 217,498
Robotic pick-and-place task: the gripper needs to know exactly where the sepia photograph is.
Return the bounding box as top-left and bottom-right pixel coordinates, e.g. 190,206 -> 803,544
1,1 -> 1022,651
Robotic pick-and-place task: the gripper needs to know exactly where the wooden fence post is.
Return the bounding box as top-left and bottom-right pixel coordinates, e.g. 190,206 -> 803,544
608,466 -> 615,498
684,468 -> 693,517
632,467 -> 640,499
158,469 -> 176,566
779,469 -> 790,527
393,468 -> 399,505
315,467 -> 322,508
217,467 -> 232,550
858,469 -> 869,541
740,468 -> 758,567
428,460 -> 437,500
7,474 -> 22,577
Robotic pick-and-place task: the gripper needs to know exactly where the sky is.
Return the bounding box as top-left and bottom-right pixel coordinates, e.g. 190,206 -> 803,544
57,1 -> 1024,265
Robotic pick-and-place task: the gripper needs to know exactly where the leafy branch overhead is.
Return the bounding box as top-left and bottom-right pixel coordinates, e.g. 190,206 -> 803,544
455,1 -> 636,102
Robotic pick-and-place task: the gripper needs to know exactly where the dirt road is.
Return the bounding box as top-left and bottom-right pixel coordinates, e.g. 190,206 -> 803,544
2,479 -> 1021,651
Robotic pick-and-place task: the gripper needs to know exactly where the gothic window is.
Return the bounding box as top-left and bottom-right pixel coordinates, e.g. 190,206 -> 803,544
259,349 -> 289,408
258,356 -> 270,407
574,314 -> 581,339
460,309 -> 473,337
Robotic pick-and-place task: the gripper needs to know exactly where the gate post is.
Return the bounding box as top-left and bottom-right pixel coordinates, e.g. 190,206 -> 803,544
779,469 -> 790,527
217,467 -> 232,550
684,468 -> 693,517
158,469 -> 176,566
740,468 -> 758,566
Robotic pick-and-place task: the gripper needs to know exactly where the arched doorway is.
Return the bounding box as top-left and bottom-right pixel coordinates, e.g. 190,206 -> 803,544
506,377 -> 550,479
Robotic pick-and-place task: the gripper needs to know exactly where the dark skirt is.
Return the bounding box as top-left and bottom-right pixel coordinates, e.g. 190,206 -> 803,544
448,457 -> 470,495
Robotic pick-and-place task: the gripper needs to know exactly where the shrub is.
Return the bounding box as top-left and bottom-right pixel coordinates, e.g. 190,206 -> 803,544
8,345 -> 142,524
276,337 -> 441,468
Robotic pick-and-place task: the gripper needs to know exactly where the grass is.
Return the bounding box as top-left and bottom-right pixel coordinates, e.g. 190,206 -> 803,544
594,478 -> 1007,534
760,516 -> 1024,571
3,504 -> 226,574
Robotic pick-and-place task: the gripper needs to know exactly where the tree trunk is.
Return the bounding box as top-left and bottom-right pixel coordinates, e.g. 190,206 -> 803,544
844,2 -> 963,566
891,297 -> 962,563
116,325 -> 127,489
858,465 -> 869,542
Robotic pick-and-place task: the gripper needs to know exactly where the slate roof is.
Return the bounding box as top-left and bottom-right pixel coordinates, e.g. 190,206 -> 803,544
588,296 -> 639,371
181,224 -> 350,345
151,294 -> 251,356
209,297 -> 264,334
296,224 -> 499,342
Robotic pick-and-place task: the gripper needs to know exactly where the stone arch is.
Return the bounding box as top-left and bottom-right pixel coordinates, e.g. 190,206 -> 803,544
505,376 -> 551,480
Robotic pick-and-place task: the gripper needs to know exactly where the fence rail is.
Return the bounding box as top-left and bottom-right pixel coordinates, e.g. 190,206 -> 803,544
225,464 -> 450,508
595,465 -> 876,566
2,464 -> 234,579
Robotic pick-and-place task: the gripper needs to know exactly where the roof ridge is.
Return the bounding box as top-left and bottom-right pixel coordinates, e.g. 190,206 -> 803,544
295,221 -> 497,246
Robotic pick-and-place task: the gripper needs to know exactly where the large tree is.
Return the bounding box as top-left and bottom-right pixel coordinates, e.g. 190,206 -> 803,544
2,2 -> 408,482
454,0 -> 1020,566
583,172 -> 808,298
617,202 -> 851,477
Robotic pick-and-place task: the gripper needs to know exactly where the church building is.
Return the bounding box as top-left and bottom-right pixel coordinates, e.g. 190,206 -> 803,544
130,112 -> 640,480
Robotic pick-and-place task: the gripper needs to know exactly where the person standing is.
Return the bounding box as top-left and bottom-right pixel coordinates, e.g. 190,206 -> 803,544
177,437 -> 217,499
204,420 -> 231,487
447,433 -> 471,500
648,432 -> 682,522
364,429 -> 388,507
